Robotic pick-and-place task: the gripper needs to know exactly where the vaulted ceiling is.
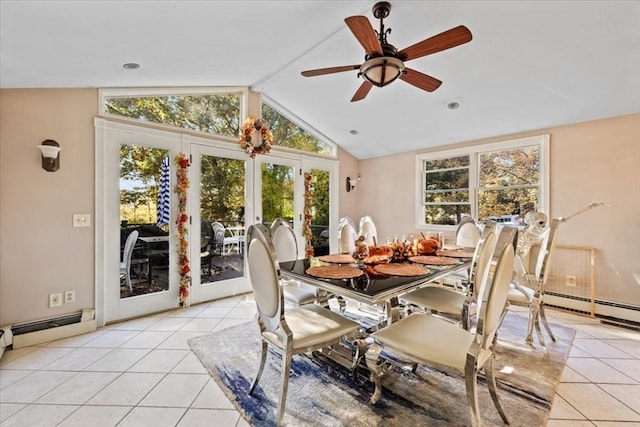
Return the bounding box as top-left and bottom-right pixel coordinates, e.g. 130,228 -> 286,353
2,1 -> 638,159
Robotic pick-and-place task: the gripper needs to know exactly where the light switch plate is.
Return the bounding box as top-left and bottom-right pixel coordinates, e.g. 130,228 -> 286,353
73,214 -> 90,228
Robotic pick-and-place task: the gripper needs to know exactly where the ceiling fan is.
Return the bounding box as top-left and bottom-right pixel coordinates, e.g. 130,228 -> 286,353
301,1 -> 472,102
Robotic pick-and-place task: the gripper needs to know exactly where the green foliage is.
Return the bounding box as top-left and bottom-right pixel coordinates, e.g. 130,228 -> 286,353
262,104 -> 331,154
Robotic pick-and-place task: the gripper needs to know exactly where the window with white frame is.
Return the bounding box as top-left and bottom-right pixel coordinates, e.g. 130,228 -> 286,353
416,135 -> 549,227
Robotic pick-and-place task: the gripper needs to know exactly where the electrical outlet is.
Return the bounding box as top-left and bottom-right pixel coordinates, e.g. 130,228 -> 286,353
49,293 -> 63,308
73,214 -> 91,228
64,290 -> 75,304
565,275 -> 577,287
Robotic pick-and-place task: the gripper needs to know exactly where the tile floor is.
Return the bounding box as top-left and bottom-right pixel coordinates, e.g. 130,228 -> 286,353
0,294 -> 638,426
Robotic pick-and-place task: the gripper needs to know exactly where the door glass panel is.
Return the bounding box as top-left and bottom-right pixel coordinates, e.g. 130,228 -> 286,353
261,163 -> 295,226
119,145 -> 171,298
309,169 -> 330,256
200,155 -> 245,283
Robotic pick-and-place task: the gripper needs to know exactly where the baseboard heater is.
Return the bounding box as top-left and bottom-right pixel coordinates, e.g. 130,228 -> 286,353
0,309 -> 96,357
545,292 -> 640,330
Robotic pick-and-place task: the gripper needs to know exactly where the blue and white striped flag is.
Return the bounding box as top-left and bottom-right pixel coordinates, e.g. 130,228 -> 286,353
157,156 -> 171,227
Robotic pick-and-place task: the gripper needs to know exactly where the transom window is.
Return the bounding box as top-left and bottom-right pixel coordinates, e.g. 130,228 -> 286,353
416,135 -> 549,227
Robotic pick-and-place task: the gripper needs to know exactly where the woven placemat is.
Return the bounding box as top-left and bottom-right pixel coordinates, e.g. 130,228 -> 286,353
373,263 -> 429,277
442,244 -> 465,251
409,255 -> 459,266
306,266 -> 364,279
436,250 -> 474,258
317,254 -> 356,264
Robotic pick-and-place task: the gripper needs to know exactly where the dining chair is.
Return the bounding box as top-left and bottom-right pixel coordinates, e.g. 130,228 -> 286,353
358,215 -> 378,246
503,218 -> 559,347
200,220 -> 221,277
446,216 -> 483,292
245,224 -> 361,426
337,216 -> 357,254
270,218 -> 317,306
401,221 -> 502,330
120,230 -> 141,292
365,228 -> 516,427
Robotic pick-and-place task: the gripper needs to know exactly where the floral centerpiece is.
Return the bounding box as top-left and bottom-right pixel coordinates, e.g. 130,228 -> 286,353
239,116 -> 273,158
175,153 -> 190,306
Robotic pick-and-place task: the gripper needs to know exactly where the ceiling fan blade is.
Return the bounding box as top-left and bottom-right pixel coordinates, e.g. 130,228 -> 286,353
345,16 -> 382,56
351,81 -> 373,102
400,68 -> 442,92
398,25 -> 472,61
301,65 -> 361,78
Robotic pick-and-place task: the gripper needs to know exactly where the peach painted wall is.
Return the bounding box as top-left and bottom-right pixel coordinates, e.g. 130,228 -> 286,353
358,113 -> 640,306
1,89 -> 97,325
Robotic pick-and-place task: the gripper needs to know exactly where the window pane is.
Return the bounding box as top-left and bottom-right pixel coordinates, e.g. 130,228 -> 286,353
261,163 -> 295,225
262,103 -> 333,155
310,169 -> 330,256
425,205 -> 472,225
425,190 -> 469,203
478,187 -> 539,220
425,169 -> 469,191
479,146 -> 539,186
105,93 -> 240,138
424,156 -> 469,170
119,145 -> 170,298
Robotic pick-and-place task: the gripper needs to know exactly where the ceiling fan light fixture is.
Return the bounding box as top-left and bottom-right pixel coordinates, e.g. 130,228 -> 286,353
360,56 -> 404,87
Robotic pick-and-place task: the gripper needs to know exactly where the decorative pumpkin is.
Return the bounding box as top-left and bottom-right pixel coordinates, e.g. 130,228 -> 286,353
417,238 -> 440,255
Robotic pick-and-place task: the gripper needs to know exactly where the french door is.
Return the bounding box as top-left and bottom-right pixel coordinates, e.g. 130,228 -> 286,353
189,143 -> 253,304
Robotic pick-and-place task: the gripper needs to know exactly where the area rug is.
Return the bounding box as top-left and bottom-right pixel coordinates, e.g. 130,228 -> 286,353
189,311 -> 575,426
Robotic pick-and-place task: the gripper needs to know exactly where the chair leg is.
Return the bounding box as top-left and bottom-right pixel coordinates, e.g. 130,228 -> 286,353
365,343 -> 384,404
485,358 -> 510,424
464,355 -> 482,427
276,348 -> 293,427
125,271 -> 133,293
539,305 -> 556,342
249,339 -> 268,395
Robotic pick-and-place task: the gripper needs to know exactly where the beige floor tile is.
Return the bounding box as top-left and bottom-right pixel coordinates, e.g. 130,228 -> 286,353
42,347 -> 112,371
603,339 -> 640,358
85,348 -> 150,372
573,339 -> 637,358
87,372 -> 164,406
117,406 -> 187,427
105,316 -> 163,331
224,307 -> 257,320
190,379 -> 235,410
601,358 -> 640,383
56,405 -> 131,427
36,371 -> 119,404
146,317 -> 191,332
83,330 -> 140,348
0,346 -> 73,370
165,305 -> 207,318
598,384 -> 640,415
566,358 -> 637,384
0,369 -> 33,390
178,318 -> 221,332
0,403 -> 26,422
158,331 -> 209,350
0,347 -> 38,367
0,371 -> 76,403
546,421 -> 595,427
211,318 -> 252,333
198,306 -> 233,318
561,365 -> 591,383
557,383 -> 640,421
593,422 -> 640,427
0,403 -> 78,427
171,352 -> 209,374
549,394 -> 587,419
44,329 -> 107,347
139,373 -> 209,407
128,349 -> 189,373
120,330 -> 173,348
177,408 -> 240,427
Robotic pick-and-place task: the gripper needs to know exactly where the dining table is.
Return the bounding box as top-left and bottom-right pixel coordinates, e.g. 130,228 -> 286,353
279,252 -> 472,327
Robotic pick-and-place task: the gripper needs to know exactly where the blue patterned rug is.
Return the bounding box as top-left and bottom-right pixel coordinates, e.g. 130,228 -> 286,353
189,311 -> 575,426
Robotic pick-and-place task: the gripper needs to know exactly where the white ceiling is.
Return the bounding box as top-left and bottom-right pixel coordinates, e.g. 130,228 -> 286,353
2,1 -> 639,159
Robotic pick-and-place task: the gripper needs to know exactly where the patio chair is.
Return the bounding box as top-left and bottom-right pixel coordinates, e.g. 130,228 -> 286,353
270,218 -> 317,306
365,228 -> 516,427
120,230 -> 142,292
246,224 -> 360,426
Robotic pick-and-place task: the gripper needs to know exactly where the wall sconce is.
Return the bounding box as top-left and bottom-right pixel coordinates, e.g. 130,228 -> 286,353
346,174 -> 361,192
37,139 -> 61,172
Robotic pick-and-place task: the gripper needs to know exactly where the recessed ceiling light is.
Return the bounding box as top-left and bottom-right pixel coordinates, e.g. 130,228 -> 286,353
447,102 -> 460,110
122,63 -> 140,70
349,129 -> 358,135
